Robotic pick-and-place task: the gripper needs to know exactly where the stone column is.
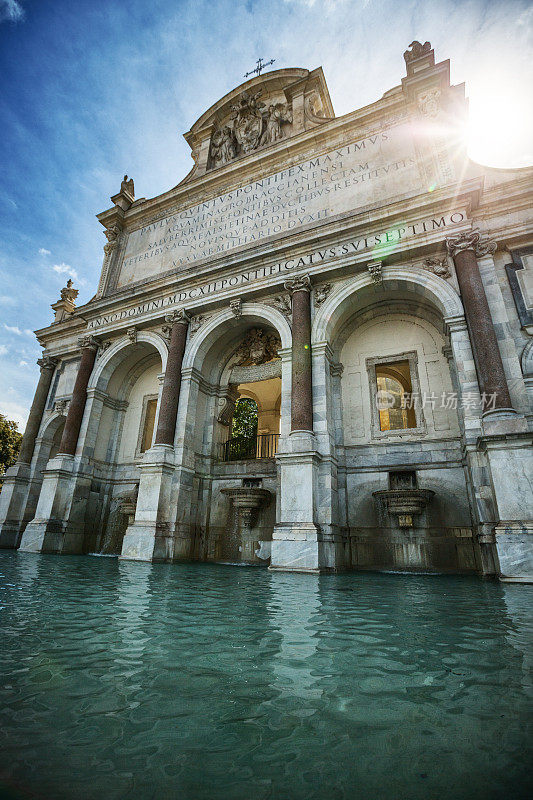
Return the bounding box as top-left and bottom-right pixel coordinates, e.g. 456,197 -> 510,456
18,356 -> 58,464
285,275 -> 313,432
446,230 -> 532,582
154,310 -> 190,446
121,310 -> 190,562
58,335 -> 99,456
0,356 -> 58,548
445,230 -> 513,414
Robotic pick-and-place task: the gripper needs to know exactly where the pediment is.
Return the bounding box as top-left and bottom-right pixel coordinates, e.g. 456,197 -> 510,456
182,67 -> 334,182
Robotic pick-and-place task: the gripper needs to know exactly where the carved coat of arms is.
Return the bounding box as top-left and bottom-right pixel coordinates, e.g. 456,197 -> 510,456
230,90 -> 266,154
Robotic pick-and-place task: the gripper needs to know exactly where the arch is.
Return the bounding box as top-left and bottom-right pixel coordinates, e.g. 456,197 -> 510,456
312,266 -> 464,344
521,339 -> 533,377
38,411 -> 67,442
89,331 -> 168,391
184,302 -> 292,372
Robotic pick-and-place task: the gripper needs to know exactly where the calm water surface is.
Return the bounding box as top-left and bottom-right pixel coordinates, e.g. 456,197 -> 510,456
0,553 -> 531,800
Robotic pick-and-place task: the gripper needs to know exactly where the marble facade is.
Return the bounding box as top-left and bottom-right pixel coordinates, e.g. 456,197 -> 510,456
1,45 -> 532,580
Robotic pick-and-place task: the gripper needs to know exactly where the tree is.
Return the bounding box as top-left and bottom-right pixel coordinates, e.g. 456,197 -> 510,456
228,398 -> 258,460
231,398 -> 258,439
0,414 -> 22,485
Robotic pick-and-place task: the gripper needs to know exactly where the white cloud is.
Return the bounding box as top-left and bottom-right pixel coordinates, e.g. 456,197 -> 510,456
19,360 -> 28,367
38,247 -> 51,256
52,262 -> 85,284
0,399 -> 29,431
2,323 -> 33,336
0,1 -> 25,24
0,295 -> 16,307
0,344 -> 8,356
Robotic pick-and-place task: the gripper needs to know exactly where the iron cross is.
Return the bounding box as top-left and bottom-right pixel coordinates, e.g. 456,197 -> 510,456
244,57 -> 275,79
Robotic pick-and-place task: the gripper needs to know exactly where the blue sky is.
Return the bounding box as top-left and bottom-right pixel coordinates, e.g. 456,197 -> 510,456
1,0 -> 532,430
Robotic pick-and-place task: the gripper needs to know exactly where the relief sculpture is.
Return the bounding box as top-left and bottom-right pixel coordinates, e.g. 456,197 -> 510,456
209,90 -> 292,169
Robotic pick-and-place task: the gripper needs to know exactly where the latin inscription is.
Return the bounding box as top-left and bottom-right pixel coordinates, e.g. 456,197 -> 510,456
117,124 -> 424,287
89,211 -> 465,330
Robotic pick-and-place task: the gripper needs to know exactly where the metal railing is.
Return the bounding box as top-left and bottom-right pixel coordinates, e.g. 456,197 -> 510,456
220,433 -> 279,462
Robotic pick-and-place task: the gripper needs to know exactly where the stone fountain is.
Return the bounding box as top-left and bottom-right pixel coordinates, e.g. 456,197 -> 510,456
373,488 -> 435,528
373,470 -> 434,528
221,487 -> 272,562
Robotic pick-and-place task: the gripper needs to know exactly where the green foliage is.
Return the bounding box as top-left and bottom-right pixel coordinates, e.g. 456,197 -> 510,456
0,414 -> 23,483
229,398 -> 258,459
231,398 -> 258,439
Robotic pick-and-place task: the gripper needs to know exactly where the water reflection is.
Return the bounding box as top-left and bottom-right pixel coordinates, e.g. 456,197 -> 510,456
267,573 -> 322,700
0,554 -> 531,800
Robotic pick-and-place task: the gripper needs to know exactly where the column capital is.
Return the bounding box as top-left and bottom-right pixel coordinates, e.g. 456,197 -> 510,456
37,355 -> 59,371
284,274 -> 311,294
164,309 -> 191,325
77,334 -> 100,351
445,228 -> 497,259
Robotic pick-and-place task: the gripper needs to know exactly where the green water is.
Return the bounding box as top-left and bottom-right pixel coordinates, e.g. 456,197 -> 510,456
0,553 -> 531,800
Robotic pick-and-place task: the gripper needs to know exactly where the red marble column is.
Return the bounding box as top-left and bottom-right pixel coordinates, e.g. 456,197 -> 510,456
58,336 -> 99,456
286,275 -> 313,432
446,230 -> 512,412
154,310 -> 190,446
17,356 -> 58,465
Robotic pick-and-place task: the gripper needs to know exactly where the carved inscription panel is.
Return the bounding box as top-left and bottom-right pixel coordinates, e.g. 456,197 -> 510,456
117,123 -> 425,288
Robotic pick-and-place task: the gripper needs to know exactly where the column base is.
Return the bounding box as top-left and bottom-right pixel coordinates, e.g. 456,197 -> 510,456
494,522 -> 533,583
0,523 -> 21,550
269,523 -> 339,573
482,409 -> 528,436
120,522 -> 184,562
0,462 -> 31,549
18,518 -> 86,554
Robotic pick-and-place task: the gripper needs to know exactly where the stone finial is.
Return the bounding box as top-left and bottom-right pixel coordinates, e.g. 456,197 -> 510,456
368,261 -> 383,284
60,279 -> 78,303
446,229 -> 497,259
120,175 -> 135,199
404,40 -> 431,63
314,284 -> 332,308
51,280 -> 78,323
424,256 -> 451,279
77,334 -> 100,351
230,298 -> 243,318
284,274 -> 311,294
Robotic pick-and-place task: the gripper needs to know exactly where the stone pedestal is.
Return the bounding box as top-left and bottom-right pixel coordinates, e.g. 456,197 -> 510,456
480,434 -> 533,582
0,356 -> 58,549
0,463 -> 31,549
120,445 -> 179,562
18,455 -> 91,554
271,431 -> 335,572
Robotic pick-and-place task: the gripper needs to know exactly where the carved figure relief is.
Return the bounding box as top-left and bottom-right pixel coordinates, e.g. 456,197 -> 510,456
208,90 -> 292,169
418,88 -> 441,118
230,298 -> 243,318
260,103 -> 293,146
232,328 -> 281,366
267,294 -> 292,320
424,257 -> 451,279
314,284 -> 332,307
